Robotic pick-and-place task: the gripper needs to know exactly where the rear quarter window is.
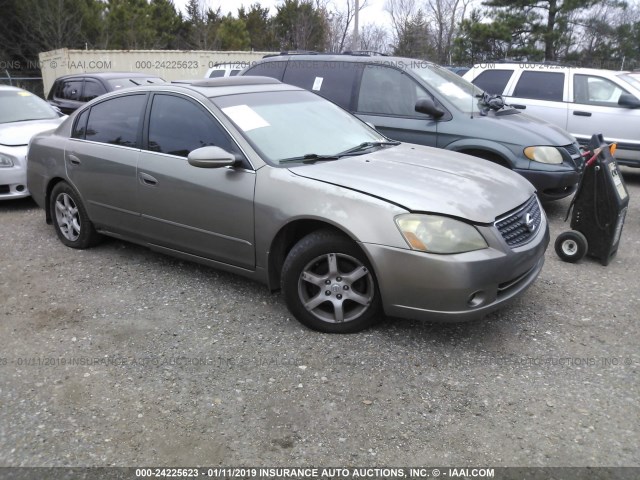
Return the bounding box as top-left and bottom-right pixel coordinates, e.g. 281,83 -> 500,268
472,69 -> 513,95
244,61 -> 287,81
282,61 -> 358,110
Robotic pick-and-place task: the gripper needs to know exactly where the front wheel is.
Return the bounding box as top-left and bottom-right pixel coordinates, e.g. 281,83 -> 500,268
50,181 -> 101,249
281,230 -> 382,333
555,230 -> 588,263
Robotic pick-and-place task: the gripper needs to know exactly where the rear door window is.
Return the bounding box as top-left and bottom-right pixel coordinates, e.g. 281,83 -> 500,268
60,80 -> 83,100
282,61 -> 359,110
85,94 -> 146,147
513,71 -> 565,101
472,69 -> 514,95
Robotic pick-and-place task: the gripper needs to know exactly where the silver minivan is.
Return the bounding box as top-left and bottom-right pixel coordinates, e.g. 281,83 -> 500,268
464,64 -> 640,167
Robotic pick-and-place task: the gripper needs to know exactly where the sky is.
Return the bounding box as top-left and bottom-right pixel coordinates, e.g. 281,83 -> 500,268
172,0 -> 392,30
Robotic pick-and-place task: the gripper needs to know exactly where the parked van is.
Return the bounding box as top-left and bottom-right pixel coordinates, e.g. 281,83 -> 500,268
242,53 -> 583,201
204,62 -> 243,78
464,63 -> 640,167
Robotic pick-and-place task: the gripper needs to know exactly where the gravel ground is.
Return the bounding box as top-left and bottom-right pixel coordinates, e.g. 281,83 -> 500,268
0,168 -> 639,468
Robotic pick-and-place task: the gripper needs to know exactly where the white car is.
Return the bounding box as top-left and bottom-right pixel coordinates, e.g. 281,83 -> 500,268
204,63 -> 243,78
464,64 -> 640,166
0,86 -> 65,200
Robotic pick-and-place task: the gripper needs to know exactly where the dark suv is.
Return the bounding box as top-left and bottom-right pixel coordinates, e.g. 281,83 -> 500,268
242,53 -> 583,201
47,72 -> 165,114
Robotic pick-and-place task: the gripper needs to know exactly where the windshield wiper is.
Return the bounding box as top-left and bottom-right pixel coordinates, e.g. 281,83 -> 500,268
279,141 -> 400,165
337,140 -> 400,156
279,153 -> 340,164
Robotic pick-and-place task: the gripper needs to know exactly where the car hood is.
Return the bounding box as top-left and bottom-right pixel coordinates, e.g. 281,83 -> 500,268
288,143 -> 535,224
480,110 -> 575,145
0,118 -> 64,146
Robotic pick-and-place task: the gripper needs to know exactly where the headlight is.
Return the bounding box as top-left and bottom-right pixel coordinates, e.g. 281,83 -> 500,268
524,146 -> 563,164
395,214 -> 488,254
0,153 -> 15,167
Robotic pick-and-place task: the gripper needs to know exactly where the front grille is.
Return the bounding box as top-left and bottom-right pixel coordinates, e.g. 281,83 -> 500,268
0,185 -> 10,195
495,195 -> 542,248
563,143 -> 580,156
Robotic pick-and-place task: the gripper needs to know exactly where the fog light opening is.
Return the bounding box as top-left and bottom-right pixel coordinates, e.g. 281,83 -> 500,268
16,185 -> 25,192
467,290 -> 485,308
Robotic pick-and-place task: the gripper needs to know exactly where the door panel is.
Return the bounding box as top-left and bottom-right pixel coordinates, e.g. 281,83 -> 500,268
65,94 -> 146,234
506,70 -> 569,130
355,64 -> 439,146
137,93 -> 256,269
568,73 -> 640,158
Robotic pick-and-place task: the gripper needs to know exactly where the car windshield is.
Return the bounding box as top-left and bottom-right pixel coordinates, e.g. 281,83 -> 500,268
619,73 -> 640,91
409,63 -> 484,114
0,90 -> 59,124
107,77 -> 165,89
212,90 -> 389,165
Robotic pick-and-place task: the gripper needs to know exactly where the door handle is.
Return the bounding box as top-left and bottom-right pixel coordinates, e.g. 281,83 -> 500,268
139,172 -> 158,186
511,104 -> 527,109
573,111 -> 592,117
68,154 -> 81,165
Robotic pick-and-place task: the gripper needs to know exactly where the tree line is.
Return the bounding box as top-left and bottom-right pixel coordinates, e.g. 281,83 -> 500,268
1,0 -> 639,74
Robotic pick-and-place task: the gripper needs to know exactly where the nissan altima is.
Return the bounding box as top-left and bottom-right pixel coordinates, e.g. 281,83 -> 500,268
27,77 -> 549,333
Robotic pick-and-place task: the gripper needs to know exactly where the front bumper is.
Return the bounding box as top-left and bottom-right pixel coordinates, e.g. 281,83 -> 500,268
515,168 -> 579,202
362,219 -> 549,323
0,165 -> 29,200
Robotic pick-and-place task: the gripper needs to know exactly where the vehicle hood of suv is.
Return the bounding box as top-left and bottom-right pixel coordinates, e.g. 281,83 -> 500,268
479,109 -> 575,146
289,144 -> 535,224
0,119 -> 64,147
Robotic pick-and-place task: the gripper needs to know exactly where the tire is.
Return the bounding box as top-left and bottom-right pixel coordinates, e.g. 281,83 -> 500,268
49,181 -> 101,249
555,230 -> 588,263
281,230 -> 382,333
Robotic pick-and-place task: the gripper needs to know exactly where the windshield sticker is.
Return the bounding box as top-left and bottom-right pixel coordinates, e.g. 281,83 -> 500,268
222,104 -> 270,131
439,82 -> 467,99
312,77 -> 324,91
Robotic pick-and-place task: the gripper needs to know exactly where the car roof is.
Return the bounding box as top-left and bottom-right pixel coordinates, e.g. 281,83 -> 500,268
0,85 -> 24,92
256,53 -> 438,67
55,72 -> 164,81
469,63 -> 632,76
103,76 -> 299,98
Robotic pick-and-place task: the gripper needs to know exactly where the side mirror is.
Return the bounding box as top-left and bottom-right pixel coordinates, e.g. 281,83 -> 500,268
188,146 -> 237,168
415,98 -> 445,118
618,93 -> 640,109
50,105 -> 63,116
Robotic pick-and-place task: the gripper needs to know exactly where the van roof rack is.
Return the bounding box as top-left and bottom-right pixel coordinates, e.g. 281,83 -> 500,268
342,50 -> 388,57
263,50 -> 320,58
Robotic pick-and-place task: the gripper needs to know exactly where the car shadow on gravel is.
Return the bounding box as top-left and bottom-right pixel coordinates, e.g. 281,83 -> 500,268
0,197 -> 38,211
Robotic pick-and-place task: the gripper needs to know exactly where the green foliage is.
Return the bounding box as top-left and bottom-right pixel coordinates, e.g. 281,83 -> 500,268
2,0 -> 639,75
215,15 -> 251,50
274,0 -> 327,51
239,3 -> 279,51
394,10 -> 435,58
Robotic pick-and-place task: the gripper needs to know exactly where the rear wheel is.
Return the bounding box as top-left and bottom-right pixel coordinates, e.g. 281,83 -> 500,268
50,182 -> 101,249
555,230 -> 588,263
281,230 -> 382,333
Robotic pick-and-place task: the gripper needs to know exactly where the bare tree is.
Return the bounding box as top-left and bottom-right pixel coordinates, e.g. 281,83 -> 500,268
385,0 -> 418,48
325,0 -> 369,52
359,23 -> 391,53
425,0 -> 471,64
